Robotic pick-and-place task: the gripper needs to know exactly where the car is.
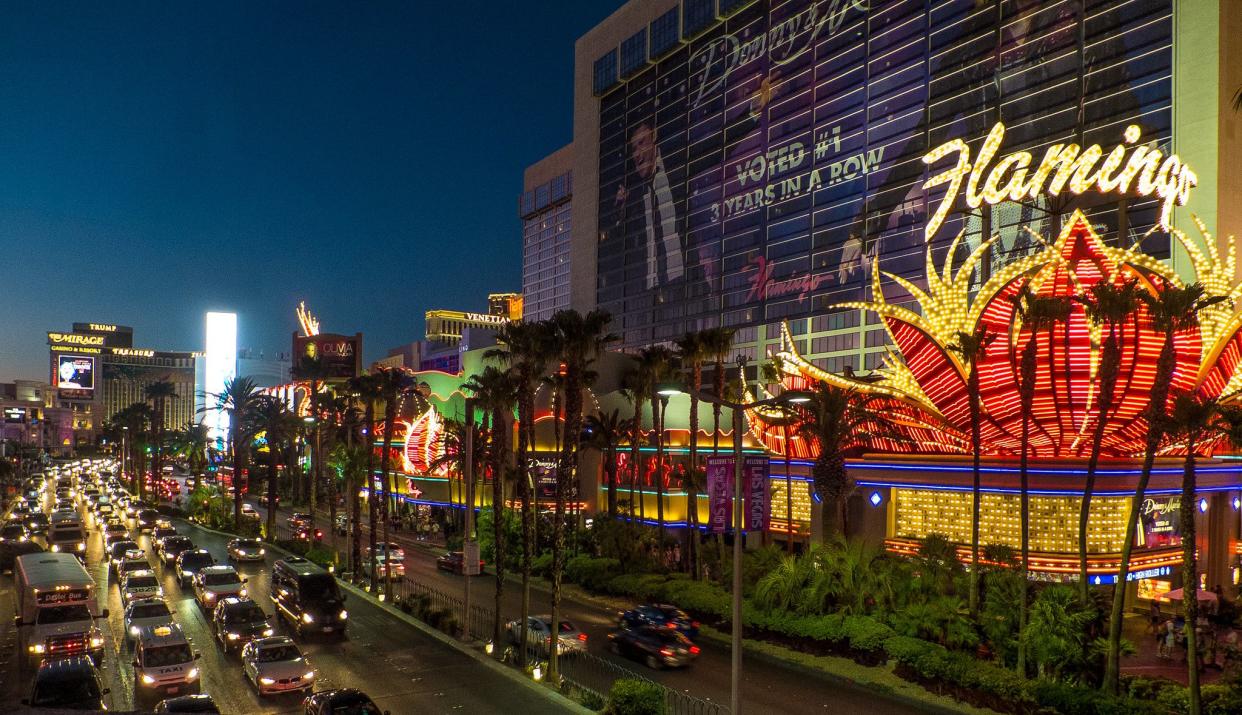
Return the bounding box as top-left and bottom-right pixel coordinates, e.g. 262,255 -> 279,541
154,694 -> 221,713
1,521 -> 29,544
136,509 -> 161,532
175,549 -> 215,587
104,521 -> 130,546
227,538 -> 266,562
271,557 -> 348,638
618,604 -> 700,640
301,688 -> 387,715
95,501 -> 115,518
287,512 -> 312,530
108,539 -> 141,572
608,626 -> 701,669
132,624 -> 201,701
22,656 -> 109,710
240,503 -> 259,520
116,549 -> 152,579
436,550 -> 484,575
364,543 -> 404,581
160,536 -> 196,566
121,569 -> 164,606
193,565 -> 247,609
293,524 -> 324,542
125,600 -> 175,643
505,615 -> 587,656
151,526 -> 178,552
11,500 -> 31,516
0,538 -> 44,572
333,513 -> 349,535
24,512 -> 49,535
212,597 -> 273,652
242,636 -> 315,695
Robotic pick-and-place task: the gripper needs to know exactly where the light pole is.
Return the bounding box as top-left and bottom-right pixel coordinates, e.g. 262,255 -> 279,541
659,355 -> 808,715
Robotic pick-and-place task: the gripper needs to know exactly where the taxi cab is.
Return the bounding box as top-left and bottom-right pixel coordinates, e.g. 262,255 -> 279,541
132,624 -> 201,701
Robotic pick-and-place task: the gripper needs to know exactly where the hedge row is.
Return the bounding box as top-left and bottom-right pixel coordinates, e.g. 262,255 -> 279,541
559,556 -> 1202,715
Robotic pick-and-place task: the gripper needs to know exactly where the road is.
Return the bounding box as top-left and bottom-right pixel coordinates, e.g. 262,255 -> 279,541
1,477 -> 564,714
244,487 -> 924,715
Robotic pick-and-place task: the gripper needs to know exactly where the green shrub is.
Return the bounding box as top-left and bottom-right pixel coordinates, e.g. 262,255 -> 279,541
842,616 -> 894,654
531,552 -> 554,578
1202,684 -> 1242,715
883,635 -> 943,665
603,679 -> 665,715
659,579 -> 730,621
566,556 -> 621,592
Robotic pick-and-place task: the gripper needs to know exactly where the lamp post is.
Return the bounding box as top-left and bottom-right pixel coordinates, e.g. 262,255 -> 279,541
658,355 -> 809,715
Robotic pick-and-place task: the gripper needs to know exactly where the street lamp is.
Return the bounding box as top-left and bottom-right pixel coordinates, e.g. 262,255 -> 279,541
659,355 -> 809,715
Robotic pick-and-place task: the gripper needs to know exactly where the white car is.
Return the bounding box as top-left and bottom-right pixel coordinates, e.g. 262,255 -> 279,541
505,615 -> 588,656
122,569 -> 164,606
241,636 -> 316,696
193,565 -> 247,609
125,600 -> 175,643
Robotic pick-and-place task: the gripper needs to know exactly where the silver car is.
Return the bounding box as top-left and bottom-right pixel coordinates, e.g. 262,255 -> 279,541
505,615 -> 588,656
125,600 -> 175,643
241,636 -> 316,696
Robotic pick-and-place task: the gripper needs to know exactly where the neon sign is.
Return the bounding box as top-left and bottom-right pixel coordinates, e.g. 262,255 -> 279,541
923,122 -> 1196,242
47,332 -> 105,346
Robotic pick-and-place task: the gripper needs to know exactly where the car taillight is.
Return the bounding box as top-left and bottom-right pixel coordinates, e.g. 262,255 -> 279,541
659,648 -> 673,657
689,645 -> 701,655
691,621 -> 700,628
666,621 -> 676,628
577,633 -> 588,642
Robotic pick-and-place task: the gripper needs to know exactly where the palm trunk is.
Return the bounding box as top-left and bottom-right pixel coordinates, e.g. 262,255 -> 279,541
381,408 -> 395,601
267,450 -> 278,540
605,447 -> 618,519
1181,441 -> 1201,715
688,361 -> 702,575
1080,332 -> 1119,603
355,404 -> 374,588
550,369 -> 581,683
1105,336 -> 1175,694
1017,342 -> 1036,678
491,406 -> 506,654
630,399 -> 643,525
518,389 -> 533,668
655,394 -> 666,548
231,420 -> 243,529
968,366 -> 982,619
784,423 -> 793,555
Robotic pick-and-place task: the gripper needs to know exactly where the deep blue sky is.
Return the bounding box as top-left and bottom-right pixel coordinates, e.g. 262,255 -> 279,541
0,1 -> 619,381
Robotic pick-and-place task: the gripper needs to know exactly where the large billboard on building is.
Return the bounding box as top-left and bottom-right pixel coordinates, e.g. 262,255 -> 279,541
293,333 -> 362,380
56,355 -> 95,400
204,312 -> 238,443
595,0 -> 1173,353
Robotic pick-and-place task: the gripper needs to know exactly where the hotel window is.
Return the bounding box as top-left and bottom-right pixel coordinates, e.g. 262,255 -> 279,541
650,7 -> 680,59
620,29 -> 648,78
682,0 -> 716,39
593,50 -> 618,96
718,0 -> 751,16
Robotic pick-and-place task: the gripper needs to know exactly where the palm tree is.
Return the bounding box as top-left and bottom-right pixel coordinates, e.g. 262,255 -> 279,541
292,355 -> 330,515
145,380 -> 178,501
546,309 -> 615,682
323,394 -> 361,556
639,345 -> 677,545
620,363 -> 652,524
206,376 -> 265,528
252,395 -> 298,540
328,440 -> 369,562
698,328 -> 736,458
486,320 -> 553,666
345,373 -> 382,588
796,383 -> 894,538
1012,289 -> 1072,677
1104,283 -> 1224,694
675,331 -> 711,574
374,366 -> 415,600
948,327 -> 994,619
110,402 -> 153,494
583,409 -> 629,520
1073,279 -> 1141,604
172,423 -> 212,490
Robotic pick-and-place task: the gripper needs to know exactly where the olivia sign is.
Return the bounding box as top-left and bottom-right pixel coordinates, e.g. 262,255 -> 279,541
922,122 -> 1196,242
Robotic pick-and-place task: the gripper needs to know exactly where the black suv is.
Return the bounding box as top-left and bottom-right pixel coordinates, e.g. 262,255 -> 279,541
212,597 -> 273,653
271,557 -> 347,638
23,656 -> 109,710
160,536 -> 196,566
175,549 -> 215,587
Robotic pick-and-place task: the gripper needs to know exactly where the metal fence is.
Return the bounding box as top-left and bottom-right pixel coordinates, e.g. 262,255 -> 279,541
389,576 -> 495,642
558,650 -> 729,715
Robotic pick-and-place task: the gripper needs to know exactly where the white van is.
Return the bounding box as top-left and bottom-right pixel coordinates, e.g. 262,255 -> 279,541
14,552 -> 107,664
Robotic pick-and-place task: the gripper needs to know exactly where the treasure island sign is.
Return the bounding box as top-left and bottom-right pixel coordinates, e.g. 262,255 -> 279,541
922,122 -> 1197,242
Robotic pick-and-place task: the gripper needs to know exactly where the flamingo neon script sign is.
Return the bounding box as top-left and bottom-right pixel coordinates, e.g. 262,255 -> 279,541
922,122 -> 1197,242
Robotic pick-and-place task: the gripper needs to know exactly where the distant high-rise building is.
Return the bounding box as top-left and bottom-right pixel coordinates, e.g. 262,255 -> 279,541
520,144 -> 573,322
236,348 -> 291,388
488,293 -> 523,320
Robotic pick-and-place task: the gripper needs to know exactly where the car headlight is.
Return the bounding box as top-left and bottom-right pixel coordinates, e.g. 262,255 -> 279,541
227,632 -> 240,640
129,626 -> 140,637
258,548 -> 266,555
141,674 -> 156,685
77,542 -> 86,551
239,588 -> 248,598
90,636 -> 104,648
204,591 -> 216,601
49,544 -> 59,552
262,628 -> 274,636
186,668 -> 199,681
339,610 -> 348,620
259,677 -> 275,685
302,613 -> 314,624
30,643 -> 45,654
304,670 -> 315,680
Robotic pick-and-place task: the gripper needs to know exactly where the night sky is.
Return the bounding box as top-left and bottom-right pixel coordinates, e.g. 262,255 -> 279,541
0,1 -> 620,381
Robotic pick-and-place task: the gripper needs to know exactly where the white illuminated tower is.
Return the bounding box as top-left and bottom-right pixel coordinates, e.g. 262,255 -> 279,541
202,312 -> 238,445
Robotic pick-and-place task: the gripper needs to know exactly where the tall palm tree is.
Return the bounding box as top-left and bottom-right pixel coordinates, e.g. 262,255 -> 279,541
252,395 -> 298,540
546,309 -> 615,682
173,423 -> 212,491
639,345 -> 677,545
1073,279 -> 1141,604
1104,283 -> 1224,694
145,380 -> 177,502
111,402 -> 153,494
700,328 -> 736,456
675,332 -> 711,574
583,409 -> 629,519
620,364 -> 651,523
206,376 -> 264,528
374,366 -> 415,600
324,394 -> 361,556
487,320 -> 553,666
948,327 -> 994,619
292,355 -> 329,515
1012,290 -> 1072,677
796,383 -> 895,539
345,373 -> 382,588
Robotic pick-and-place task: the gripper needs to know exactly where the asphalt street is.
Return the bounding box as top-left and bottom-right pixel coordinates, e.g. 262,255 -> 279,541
1,482 -> 564,714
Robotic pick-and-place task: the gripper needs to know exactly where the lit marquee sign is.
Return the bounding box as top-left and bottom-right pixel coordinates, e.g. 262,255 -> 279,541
923,122 -> 1197,241
47,332 -> 105,347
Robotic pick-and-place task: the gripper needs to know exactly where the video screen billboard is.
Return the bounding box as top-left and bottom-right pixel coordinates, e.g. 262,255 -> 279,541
596,0 -> 1174,352
294,333 -> 362,380
57,355 -> 95,391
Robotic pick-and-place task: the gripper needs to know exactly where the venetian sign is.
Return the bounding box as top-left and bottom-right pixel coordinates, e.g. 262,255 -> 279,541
923,121 -> 1196,242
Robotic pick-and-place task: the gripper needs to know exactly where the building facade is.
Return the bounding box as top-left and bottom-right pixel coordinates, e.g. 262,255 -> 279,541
520,144 -> 575,322
572,0 -> 1241,372
236,348 -> 292,388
